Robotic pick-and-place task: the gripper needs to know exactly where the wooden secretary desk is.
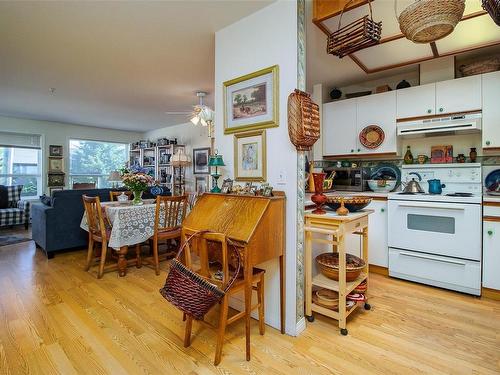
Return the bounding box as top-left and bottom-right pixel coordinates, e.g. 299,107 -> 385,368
182,192 -> 286,358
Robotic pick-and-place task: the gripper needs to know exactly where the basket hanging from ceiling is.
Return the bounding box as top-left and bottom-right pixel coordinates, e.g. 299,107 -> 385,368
327,0 -> 382,58
287,89 -> 320,151
396,0 -> 465,44
482,0 -> 500,26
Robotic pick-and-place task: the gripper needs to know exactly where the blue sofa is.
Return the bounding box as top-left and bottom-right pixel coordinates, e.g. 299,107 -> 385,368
31,188 -> 160,258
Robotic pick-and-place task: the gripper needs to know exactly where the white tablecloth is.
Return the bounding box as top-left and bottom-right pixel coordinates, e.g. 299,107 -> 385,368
80,200 -> 171,249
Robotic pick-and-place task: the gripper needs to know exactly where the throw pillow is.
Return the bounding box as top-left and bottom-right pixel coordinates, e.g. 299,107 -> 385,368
0,186 -> 8,209
7,185 -> 23,208
39,194 -> 52,206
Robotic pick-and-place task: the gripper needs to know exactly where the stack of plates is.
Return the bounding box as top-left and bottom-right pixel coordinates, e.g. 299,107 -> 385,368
353,280 -> 367,294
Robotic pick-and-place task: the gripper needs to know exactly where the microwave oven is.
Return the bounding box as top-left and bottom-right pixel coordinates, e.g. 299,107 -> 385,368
325,167 -> 367,192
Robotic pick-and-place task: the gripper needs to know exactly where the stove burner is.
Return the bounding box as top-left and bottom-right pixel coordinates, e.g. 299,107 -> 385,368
446,193 -> 473,197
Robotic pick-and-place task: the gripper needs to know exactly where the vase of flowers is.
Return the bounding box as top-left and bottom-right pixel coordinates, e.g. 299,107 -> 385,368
121,167 -> 154,205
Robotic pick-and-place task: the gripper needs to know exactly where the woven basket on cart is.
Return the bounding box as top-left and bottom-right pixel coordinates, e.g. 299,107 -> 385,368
159,231 -> 241,320
287,89 -> 320,151
327,0 -> 382,58
482,0 -> 500,26
396,0 -> 465,44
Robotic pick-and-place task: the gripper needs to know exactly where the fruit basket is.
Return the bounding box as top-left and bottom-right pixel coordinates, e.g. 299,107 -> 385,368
316,252 -> 366,281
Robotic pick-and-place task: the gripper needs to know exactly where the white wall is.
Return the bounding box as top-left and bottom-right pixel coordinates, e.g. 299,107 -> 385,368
0,115 -> 142,193
145,122 -> 210,191
215,0 -> 298,334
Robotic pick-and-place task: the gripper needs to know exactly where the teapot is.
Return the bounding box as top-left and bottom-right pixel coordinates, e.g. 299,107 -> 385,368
428,179 -> 446,195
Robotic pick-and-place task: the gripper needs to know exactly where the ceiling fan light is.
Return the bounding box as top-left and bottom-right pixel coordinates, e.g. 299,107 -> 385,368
190,116 -> 200,125
200,118 -> 207,126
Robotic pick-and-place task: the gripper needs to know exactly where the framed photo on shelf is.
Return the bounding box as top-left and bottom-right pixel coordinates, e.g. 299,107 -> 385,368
221,178 -> 233,194
233,130 -> 266,182
223,65 -> 279,134
49,145 -> 63,157
195,176 -> 209,194
48,173 -> 65,187
193,147 -> 210,174
48,157 -> 64,173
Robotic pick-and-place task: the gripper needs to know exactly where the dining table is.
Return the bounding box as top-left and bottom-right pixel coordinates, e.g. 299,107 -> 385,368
80,199 -> 180,276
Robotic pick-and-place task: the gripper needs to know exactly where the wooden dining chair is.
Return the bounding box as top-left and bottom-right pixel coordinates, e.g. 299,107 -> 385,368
147,195 -> 188,275
181,227 -> 265,365
82,195 -> 111,279
186,191 -> 198,211
109,191 -> 132,201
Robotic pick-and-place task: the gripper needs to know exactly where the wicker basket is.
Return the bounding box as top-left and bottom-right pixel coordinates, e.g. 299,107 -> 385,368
316,252 -> 365,282
482,0 -> 500,26
327,0 -> 381,58
397,0 -> 465,43
287,89 -> 320,151
459,57 -> 500,77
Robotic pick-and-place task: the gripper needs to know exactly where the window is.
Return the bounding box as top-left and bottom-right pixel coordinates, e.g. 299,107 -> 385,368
0,147 -> 42,198
69,139 -> 128,188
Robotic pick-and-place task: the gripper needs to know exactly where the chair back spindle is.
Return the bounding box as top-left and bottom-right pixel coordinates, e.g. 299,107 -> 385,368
82,195 -> 108,241
154,195 -> 187,233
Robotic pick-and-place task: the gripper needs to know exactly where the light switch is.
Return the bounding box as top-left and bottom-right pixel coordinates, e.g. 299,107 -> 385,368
277,170 -> 287,185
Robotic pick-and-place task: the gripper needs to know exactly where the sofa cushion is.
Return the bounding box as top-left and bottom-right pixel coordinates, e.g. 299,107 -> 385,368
0,186 -> 8,209
0,208 -> 24,226
6,185 -> 23,208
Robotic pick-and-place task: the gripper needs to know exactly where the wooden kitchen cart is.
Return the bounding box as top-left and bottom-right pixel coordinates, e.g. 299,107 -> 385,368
304,209 -> 373,335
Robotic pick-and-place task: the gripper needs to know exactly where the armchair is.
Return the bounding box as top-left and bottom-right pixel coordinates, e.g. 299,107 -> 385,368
0,185 -> 30,229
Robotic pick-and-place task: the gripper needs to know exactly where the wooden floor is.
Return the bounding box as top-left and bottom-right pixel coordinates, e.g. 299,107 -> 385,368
1,235 -> 499,375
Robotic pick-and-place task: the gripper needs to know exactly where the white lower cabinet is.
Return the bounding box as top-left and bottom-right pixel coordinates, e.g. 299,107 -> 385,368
341,200 -> 388,267
483,220 -> 500,290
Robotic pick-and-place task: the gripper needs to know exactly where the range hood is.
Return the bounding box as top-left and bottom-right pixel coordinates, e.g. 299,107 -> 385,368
397,113 -> 482,137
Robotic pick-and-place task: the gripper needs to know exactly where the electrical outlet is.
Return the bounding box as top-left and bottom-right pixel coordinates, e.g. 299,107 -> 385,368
277,170 -> 287,185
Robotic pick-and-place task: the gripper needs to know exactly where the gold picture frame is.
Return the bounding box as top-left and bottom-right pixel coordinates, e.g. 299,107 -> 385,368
48,157 -> 64,173
223,65 -> 279,134
233,130 -> 266,182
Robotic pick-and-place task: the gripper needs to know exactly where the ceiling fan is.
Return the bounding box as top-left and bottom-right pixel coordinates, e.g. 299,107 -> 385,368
164,91 -> 214,125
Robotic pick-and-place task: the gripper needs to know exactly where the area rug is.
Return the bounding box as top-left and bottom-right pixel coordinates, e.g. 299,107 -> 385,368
0,235 -> 32,247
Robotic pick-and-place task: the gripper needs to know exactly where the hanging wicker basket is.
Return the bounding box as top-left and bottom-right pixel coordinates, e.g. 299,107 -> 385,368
396,0 -> 465,44
327,0 -> 382,58
482,0 -> 500,26
287,89 -> 320,151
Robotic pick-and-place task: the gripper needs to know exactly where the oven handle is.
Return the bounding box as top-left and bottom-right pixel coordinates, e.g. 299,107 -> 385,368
399,252 -> 466,266
396,202 -> 465,210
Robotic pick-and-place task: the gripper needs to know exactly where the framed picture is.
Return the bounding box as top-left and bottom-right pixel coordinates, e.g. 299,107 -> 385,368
223,65 -> 279,134
195,176 -> 209,194
49,145 -> 63,157
48,173 -> 65,187
48,157 -> 64,173
234,130 -> 266,182
221,178 -> 233,194
193,147 -> 210,174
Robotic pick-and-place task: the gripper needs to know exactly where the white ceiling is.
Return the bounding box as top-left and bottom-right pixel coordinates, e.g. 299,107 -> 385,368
0,0 -> 273,132
306,0 -> 500,91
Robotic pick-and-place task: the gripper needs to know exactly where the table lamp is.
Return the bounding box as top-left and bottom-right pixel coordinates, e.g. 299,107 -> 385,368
208,151 -> 225,193
108,171 -> 122,188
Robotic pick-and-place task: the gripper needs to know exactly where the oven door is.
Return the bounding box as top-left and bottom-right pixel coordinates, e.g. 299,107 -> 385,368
388,199 -> 481,261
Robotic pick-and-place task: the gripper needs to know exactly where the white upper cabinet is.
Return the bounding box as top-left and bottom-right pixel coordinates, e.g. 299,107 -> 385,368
356,91 -> 397,154
396,83 -> 436,119
435,75 -> 482,115
323,100 -> 357,156
482,70 -> 500,149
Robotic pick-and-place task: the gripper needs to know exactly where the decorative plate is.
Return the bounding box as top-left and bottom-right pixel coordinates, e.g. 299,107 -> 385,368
370,163 -> 402,186
359,125 -> 385,149
485,169 -> 500,192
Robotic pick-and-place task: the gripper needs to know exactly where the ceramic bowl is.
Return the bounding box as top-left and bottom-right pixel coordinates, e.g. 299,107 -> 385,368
325,196 -> 372,212
367,179 -> 397,192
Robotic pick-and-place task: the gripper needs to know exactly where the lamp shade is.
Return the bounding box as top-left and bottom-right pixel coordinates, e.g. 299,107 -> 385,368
208,154 -> 225,167
108,171 -> 122,182
171,149 -> 191,167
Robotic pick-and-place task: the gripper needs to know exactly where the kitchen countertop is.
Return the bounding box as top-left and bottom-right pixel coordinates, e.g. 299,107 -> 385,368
483,194 -> 500,203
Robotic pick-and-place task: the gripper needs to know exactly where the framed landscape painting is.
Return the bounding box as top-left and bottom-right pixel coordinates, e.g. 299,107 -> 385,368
192,147 -> 210,174
233,130 -> 266,182
223,65 -> 279,134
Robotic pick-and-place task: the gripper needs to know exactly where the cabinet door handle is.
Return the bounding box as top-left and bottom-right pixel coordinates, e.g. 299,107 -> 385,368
439,107 -> 444,112
427,109 -> 432,114
357,149 -> 361,152
381,208 -> 385,213
488,230 -> 493,236
486,140 -> 491,146
351,149 -> 354,153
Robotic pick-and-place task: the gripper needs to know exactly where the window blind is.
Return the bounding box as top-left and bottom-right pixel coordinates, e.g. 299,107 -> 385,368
0,131 -> 42,149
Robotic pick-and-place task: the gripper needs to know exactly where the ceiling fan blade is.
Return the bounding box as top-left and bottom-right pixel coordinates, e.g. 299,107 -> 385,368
164,111 -> 192,115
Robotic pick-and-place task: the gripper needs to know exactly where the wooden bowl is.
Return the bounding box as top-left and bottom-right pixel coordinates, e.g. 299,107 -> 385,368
316,252 -> 365,281
325,196 -> 371,212
314,289 -> 339,309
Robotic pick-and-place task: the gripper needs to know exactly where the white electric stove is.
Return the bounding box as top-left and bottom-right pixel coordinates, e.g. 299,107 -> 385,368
388,163 -> 482,295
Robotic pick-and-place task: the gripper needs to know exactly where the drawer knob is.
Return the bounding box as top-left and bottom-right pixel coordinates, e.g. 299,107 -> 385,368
427,109 -> 432,114
439,107 -> 444,112
357,148 -> 361,152
381,208 -> 385,213
486,140 -> 491,146
488,230 -> 493,236
351,149 -> 354,153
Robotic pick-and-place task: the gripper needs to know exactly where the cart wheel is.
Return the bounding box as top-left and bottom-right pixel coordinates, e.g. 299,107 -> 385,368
364,303 -> 371,310
306,315 -> 315,322
340,328 -> 348,336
